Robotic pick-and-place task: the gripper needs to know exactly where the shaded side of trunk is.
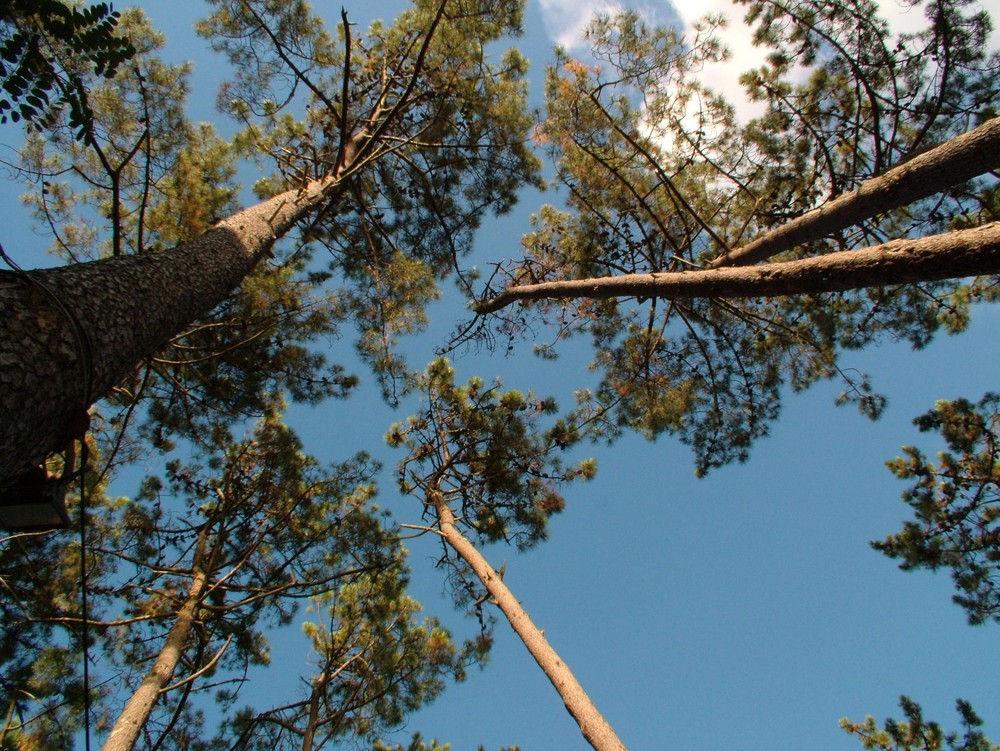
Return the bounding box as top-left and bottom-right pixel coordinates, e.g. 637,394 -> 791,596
0,178 -> 336,486
480,221 -> 1000,313
431,492 -> 629,751
707,116 -> 1000,268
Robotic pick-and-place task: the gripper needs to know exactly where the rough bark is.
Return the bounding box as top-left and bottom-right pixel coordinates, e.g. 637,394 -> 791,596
478,221 -> 1000,313
102,533 -> 210,751
707,116 -> 1000,268
0,175 -> 341,487
430,491 -> 629,751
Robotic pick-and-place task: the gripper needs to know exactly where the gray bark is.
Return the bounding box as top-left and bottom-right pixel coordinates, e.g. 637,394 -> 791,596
0,176 -> 339,487
431,491 -> 629,751
707,116 -> 1000,268
478,221 -> 1000,313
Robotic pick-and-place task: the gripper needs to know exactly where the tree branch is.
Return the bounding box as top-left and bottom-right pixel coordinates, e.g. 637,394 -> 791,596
478,222 -> 1000,313
706,116 -> 1000,268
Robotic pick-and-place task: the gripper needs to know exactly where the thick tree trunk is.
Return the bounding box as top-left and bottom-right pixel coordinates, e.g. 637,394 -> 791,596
430,491 -> 629,751
479,221 -> 1000,313
707,116 -> 1000,268
0,176 -> 339,487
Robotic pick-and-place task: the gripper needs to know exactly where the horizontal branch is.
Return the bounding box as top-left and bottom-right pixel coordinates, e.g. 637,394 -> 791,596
707,116 -> 1000,268
478,222 -> 1000,312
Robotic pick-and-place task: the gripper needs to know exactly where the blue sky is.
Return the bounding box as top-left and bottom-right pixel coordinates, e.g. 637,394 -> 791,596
4,0 -> 1000,748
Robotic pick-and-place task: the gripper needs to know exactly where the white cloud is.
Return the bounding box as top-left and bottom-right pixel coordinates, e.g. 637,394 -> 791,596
533,0 -> 765,119
536,0 -> 684,49
536,0 -> 1000,124
537,0 -> 625,48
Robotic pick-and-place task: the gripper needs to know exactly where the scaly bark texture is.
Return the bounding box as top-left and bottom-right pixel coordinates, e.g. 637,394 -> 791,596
479,221 -> 1000,313
708,116 -> 1000,268
430,491 -> 629,751
0,176 -> 340,487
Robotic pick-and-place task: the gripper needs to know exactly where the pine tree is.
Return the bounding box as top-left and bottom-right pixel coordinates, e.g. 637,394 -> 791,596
875,393 -> 1000,625
387,361 -> 621,751
0,0 -> 539,486
1,1 -> 539,748
474,0 -> 999,474
843,696 -> 998,751
1,413 -> 476,751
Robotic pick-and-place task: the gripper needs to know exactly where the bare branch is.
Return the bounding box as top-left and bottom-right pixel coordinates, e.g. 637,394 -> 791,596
479,222 -> 1000,313
707,116 -> 1000,268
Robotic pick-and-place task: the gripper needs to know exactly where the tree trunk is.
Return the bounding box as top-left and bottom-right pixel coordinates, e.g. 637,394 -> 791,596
707,116 -> 1000,268
479,221 -> 1000,313
430,491 -> 629,751
0,175 -> 341,487
102,536 -> 211,751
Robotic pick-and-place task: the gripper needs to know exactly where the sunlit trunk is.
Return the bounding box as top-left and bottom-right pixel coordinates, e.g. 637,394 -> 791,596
430,490 -> 630,751
102,530 -> 212,751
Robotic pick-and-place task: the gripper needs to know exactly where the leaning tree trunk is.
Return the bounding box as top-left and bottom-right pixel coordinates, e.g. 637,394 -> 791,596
478,222 -> 1000,313
430,490 -> 629,751
102,531 -> 212,751
0,175 -> 342,487
707,115 -> 1000,268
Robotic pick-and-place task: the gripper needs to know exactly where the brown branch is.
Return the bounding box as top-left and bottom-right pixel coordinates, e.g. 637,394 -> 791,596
478,222 -> 1000,313
706,116 -> 1000,268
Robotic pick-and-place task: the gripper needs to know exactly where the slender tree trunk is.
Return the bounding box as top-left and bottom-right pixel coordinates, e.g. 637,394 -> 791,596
479,221 -> 1000,313
0,174 -> 343,487
301,682 -> 322,751
102,534 -> 211,751
430,490 -> 629,751
707,116 -> 1000,268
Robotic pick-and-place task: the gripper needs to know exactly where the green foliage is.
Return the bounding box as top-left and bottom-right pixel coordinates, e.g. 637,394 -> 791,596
0,412 -> 474,750
218,573 -> 477,749
842,697 -> 998,751
20,8 -> 201,259
0,451 -> 120,749
373,735 -> 452,751
876,393 -> 1000,624
389,359 -> 596,551
199,0 -> 541,401
740,0 -> 999,196
386,360 -> 595,630
485,0 -> 999,475
0,0 -> 135,138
